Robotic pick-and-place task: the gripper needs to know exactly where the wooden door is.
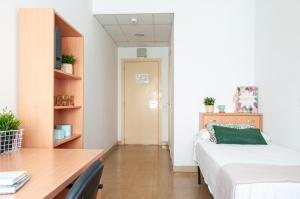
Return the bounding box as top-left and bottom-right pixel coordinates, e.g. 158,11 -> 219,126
124,60 -> 160,145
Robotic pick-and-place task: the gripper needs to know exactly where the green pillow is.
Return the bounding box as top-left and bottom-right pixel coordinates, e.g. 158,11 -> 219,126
213,126 -> 267,145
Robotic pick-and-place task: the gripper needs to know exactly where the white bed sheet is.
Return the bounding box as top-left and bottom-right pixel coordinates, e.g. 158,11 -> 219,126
193,138 -> 300,199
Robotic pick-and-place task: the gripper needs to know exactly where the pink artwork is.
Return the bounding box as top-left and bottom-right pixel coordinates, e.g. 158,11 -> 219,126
234,87 -> 258,113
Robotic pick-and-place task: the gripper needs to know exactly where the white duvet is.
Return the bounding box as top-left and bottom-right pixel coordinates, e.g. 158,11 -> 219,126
193,138 -> 300,199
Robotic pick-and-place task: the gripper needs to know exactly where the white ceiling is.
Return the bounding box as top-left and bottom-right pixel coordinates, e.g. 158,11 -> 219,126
95,14 -> 173,47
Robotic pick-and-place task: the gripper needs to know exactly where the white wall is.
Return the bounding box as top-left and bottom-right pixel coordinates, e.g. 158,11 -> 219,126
118,47 -> 169,142
255,0 -> 300,151
0,1 -> 18,112
173,0 -> 255,166
93,0 -> 255,166
0,0 -> 118,150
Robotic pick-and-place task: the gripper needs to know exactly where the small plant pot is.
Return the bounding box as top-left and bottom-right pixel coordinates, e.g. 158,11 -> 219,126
0,130 -> 23,153
205,105 -> 214,113
217,105 -> 226,113
61,63 -> 73,74
4,131 -> 13,152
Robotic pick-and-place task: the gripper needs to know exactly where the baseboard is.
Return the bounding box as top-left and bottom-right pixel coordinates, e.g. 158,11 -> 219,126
173,166 -> 197,173
160,141 -> 168,146
168,147 -> 174,165
117,140 -> 168,146
117,140 -> 123,145
100,142 -> 118,160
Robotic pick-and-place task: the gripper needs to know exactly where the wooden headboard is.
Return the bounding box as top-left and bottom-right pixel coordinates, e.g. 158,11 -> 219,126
200,113 -> 263,130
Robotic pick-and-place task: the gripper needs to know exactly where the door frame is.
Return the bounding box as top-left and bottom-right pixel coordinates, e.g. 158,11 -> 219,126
121,58 -> 162,145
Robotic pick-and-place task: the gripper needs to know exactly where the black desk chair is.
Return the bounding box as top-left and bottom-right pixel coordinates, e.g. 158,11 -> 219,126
65,160 -> 104,199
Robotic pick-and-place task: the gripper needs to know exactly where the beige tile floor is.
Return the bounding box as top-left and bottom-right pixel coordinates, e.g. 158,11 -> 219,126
101,145 -> 212,199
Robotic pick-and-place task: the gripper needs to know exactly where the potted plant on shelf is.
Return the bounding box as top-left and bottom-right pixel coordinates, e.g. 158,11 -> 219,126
0,108 -> 21,153
204,97 -> 216,113
61,54 -> 76,74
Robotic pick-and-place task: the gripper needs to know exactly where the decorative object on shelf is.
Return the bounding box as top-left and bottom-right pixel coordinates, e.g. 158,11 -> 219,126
0,108 -> 23,153
54,96 -> 57,106
56,124 -> 72,138
204,97 -> 215,113
217,105 -> 226,113
55,95 -> 62,106
234,86 -> 258,113
54,129 -> 65,140
55,27 -> 62,69
61,95 -> 69,106
69,96 -> 75,106
61,54 -> 75,74
54,95 -> 75,106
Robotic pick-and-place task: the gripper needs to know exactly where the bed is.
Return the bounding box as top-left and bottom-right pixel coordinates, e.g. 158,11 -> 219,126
194,113 -> 300,199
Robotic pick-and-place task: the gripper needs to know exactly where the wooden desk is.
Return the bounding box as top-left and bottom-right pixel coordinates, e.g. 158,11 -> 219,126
0,148 -> 103,199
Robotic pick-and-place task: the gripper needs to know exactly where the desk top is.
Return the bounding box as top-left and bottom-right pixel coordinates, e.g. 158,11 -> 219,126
0,148 -> 104,199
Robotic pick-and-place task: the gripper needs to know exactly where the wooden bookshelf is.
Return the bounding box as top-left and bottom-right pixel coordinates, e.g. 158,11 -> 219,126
19,8 -> 84,149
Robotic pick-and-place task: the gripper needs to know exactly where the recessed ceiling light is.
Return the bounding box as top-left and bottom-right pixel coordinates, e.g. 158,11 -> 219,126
135,33 -> 145,37
131,18 -> 138,24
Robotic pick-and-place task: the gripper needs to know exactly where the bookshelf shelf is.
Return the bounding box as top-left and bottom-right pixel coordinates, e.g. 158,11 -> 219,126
53,134 -> 81,147
54,69 -> 82,80
54,105 -> 81,110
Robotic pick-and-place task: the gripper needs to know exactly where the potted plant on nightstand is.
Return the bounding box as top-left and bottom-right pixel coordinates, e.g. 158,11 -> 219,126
204,97 -> 216,113
0,108 -> 22,153
61,54 -> 76,74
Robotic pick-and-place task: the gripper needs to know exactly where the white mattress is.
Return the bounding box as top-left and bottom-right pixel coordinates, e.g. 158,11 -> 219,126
193,138 -> 300,199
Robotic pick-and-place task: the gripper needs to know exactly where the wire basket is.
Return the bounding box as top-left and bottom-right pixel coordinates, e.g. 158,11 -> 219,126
0,129 -> 24,154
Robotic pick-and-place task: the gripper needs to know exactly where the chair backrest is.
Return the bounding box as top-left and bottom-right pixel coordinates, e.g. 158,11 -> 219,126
65,160 -> 104,199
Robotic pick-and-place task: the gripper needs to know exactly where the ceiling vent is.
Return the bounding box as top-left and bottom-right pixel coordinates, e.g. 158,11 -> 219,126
135,33 -> 145,37
137,48 -> 147,58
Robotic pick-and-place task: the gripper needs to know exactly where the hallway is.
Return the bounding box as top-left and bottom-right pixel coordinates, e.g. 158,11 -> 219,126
102,145 -> 211,199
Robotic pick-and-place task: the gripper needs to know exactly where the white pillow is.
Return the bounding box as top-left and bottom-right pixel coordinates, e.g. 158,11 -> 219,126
198,129 -> 211,142
261,132 -> 272,144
